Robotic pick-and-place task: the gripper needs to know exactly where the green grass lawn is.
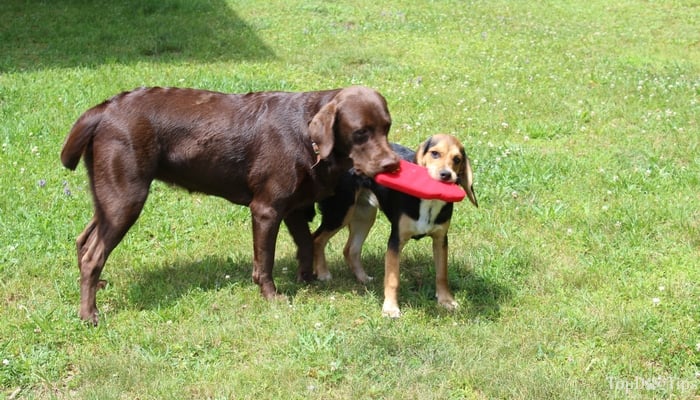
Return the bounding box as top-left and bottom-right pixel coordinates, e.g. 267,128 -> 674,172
1,0 -> 698,398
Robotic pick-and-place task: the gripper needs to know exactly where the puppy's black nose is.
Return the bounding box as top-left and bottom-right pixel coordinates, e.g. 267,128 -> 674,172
439,170 -> 452,181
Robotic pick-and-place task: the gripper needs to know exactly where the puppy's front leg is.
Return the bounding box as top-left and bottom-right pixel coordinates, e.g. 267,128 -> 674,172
382,235 -> 403,317
344,201 -> 377,284
433,234 -> 458,310
284,209 -> 316,283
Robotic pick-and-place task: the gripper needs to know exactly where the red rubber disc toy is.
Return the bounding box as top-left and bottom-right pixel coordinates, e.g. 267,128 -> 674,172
374,159 -> 466,202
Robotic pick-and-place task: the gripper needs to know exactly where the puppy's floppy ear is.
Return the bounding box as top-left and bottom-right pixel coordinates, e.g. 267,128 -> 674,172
415,136 -> 434,166
460,154 -> 479,208
308,101 -> 337,159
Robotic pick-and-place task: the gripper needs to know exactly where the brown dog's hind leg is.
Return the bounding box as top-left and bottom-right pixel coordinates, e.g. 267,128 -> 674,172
76,204 -> 144,325
76,153 -> 150,325
75,217 -> 103,324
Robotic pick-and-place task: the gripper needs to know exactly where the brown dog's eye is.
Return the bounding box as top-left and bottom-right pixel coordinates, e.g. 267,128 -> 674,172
353,128 -> 369,144
430,150 -> 440,159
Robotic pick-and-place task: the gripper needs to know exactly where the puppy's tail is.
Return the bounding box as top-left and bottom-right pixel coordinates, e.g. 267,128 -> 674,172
60,103 -> 107,170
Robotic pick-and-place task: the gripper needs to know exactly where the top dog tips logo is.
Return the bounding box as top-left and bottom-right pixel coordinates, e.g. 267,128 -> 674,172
607,375 -> 698,395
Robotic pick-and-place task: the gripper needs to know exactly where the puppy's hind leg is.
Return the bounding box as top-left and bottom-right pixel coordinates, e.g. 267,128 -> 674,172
343,190 -> 377,284
433,234 -> 458,310
312,227 -> 341,282
313,187 -> 358,282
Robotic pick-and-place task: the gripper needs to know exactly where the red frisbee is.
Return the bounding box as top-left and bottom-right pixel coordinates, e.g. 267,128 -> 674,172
374,159 -> 466,202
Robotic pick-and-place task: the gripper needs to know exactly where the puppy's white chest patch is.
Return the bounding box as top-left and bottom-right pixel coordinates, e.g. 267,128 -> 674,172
412,200 -> 447,235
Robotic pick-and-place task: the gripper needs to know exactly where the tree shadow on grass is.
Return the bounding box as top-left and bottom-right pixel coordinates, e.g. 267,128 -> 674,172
126,255 -> 302,311
0,0 -> 274,72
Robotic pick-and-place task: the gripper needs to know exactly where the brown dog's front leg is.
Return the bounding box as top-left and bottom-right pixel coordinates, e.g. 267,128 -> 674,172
250,202 -> 283,299
284,209 -> 316,283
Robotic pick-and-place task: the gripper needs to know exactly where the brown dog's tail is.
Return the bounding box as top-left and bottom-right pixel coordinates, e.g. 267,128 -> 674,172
60,103 -> 107,170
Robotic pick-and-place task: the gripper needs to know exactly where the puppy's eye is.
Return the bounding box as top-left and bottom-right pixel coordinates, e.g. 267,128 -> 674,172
353,128 -> 369,144
453,156 -> 462,164
430,150 -> 440,159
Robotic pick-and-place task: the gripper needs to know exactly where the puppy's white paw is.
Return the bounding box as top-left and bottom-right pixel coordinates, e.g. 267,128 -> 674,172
382,303 -> 401,318
438,298 -> 459,311
316,271 -> 333,281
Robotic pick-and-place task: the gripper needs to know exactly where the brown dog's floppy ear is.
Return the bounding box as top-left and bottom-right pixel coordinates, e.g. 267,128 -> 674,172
461,155 -> 479,208
308,101 -> 337,160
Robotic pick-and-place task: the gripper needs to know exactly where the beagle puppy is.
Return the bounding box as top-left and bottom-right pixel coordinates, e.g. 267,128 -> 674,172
313,134 -> 478,317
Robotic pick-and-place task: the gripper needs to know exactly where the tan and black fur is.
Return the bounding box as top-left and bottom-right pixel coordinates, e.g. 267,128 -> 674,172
313,134 -> 478,317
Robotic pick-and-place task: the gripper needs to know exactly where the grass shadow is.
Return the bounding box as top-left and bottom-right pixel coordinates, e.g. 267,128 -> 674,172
126,256 -> 245,311
395,252 -> 515,321
0,0 -> 274,72
318,250 -> 515,321
123,245 -> 519,321
126,255 -> 304,311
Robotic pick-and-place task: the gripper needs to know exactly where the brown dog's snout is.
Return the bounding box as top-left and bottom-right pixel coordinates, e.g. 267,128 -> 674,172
379,151 -> 401,172
381,152 -> 401,173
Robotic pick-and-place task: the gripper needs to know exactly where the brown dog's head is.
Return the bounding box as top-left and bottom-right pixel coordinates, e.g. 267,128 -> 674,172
416,134 -> 478,207
308,86 -> 399,177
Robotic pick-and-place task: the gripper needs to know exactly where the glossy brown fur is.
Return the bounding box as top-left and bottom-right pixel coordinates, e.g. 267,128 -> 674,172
61,86 -> 400,325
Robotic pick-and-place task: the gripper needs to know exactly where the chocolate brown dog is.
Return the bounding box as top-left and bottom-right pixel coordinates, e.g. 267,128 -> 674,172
61,86 -> 400,325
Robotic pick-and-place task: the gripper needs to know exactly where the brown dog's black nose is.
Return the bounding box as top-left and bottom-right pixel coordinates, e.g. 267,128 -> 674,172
381,154 -> 401,173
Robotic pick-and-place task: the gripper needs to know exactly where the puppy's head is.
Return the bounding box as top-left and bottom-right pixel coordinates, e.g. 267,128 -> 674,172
416,134 -> 478,207
309,86 -> 399,177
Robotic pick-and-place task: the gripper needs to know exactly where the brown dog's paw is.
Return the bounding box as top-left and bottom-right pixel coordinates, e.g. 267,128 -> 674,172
259,281 -> 279,300
79,309 -> 99,326
297,269 -> 317,283
269,292 -> 289,304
